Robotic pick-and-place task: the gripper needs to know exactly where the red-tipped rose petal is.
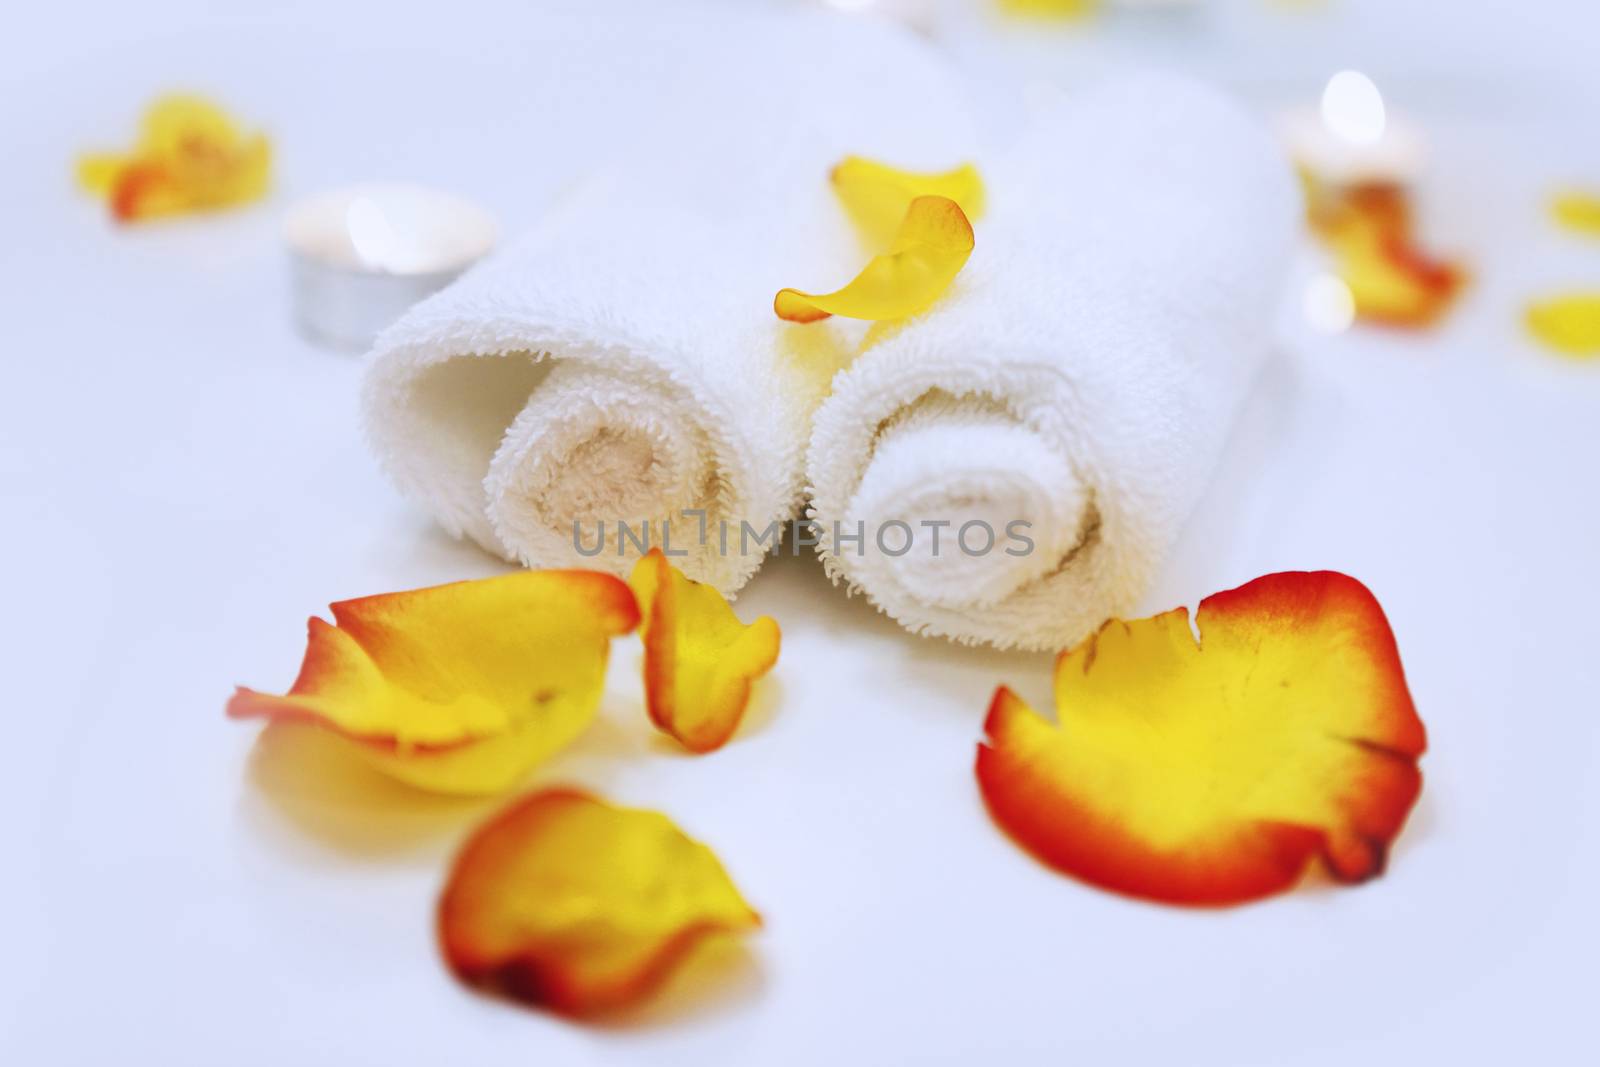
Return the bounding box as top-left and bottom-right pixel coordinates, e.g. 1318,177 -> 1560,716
977,571 -> 1426,906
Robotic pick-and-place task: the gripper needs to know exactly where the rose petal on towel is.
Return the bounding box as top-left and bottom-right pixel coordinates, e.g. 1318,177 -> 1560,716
1551,189 -> 1600,237
628,549 -> 779,753
1526,294 -> 1600,358
439,788 -> 761,1016
831,156 -> 986,245
1308,181 -> 1466,329
776,195 -> 974,323
976,571 -> 1426,907
227,570 -> 639,795
76,94 -> 271,222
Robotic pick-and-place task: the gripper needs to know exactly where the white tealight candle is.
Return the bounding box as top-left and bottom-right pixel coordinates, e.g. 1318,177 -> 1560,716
283,183 -> 496,351
1279,70 -> 1424,187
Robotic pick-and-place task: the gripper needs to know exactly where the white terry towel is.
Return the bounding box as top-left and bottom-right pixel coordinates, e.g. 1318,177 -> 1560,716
362,10 -> 975,593
806,75 -> 1300,650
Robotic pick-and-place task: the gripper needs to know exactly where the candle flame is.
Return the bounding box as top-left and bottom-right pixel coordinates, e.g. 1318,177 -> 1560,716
1321,70 -> 1386,147
346,196 -> 403,273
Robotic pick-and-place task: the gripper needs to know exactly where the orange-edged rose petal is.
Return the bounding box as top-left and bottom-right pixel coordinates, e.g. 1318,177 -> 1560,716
977,571 -> 1426,907
831,155 -> 986,246
439,788 -> 761,1016
629,548 -> 779,753
1308,181 -> 1467,329
775,195 -> 974,323
1551,189 -> 1600,237
1340,232 -> 1465,328
77,94 -> 271,222
227,570 -> 639,795
1526,293 -> 1600,358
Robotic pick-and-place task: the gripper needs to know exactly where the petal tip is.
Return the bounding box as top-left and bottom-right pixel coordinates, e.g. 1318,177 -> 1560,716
775,289 -> 831,323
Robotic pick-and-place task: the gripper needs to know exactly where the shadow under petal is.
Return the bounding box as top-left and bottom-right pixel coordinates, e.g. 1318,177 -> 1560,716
733,673 -> 785,742
244,721 -> 497,858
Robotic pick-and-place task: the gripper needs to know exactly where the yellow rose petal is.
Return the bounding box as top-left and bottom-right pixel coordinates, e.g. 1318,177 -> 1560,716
831,155 -> 985,246
439,788 -> 761,1016
228,570 -> 639,795
775,195 -> 974,323
77,93 -> 271,222
998,0 -> 1100,19
1526,294 -> 1600,358
629,548 -> 780,753
1308,183 -> 1466,329
1551,190 -> 1600,238
978,571 -> 1426,906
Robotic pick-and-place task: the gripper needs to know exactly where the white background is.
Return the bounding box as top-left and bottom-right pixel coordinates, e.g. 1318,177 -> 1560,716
3,1 -> 1598,1064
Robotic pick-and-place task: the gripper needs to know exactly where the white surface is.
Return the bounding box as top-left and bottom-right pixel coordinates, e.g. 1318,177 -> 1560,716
4,2 -> 1598,1064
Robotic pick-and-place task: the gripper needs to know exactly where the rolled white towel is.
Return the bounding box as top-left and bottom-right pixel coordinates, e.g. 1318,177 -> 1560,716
806,75 -> 1300,649
362,10 -> 975,593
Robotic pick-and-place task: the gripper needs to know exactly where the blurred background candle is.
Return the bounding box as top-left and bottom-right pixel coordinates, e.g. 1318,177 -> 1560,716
819,0 -> 943,34
1280,69 -> 1424,187
283,183 -> 496,351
